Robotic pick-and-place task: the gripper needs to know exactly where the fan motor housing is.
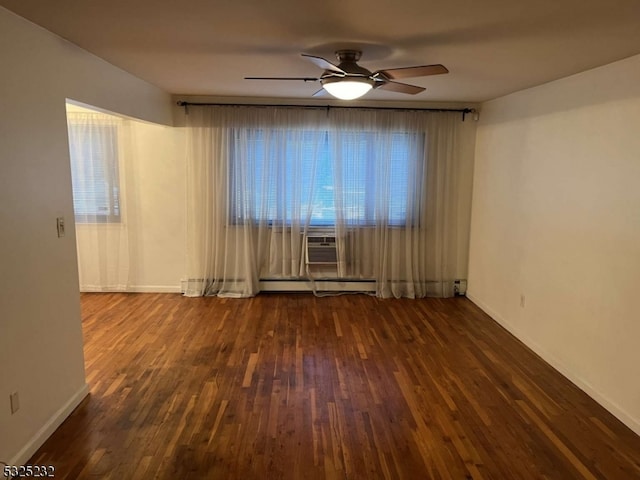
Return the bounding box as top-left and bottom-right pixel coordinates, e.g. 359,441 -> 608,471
334,50 -> 372,76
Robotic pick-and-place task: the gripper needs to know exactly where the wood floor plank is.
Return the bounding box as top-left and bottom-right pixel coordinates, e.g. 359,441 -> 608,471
26,292 -> 640,479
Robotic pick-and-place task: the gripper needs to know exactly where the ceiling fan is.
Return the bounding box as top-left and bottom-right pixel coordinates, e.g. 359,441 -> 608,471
245,49 -> 449,100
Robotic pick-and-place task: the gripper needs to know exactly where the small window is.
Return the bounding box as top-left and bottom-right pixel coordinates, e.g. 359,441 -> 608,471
67,113 -> 121,223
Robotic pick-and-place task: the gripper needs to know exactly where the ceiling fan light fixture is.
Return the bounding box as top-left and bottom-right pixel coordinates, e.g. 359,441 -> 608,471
322,78 -> 373,100
246,50 -> 448,99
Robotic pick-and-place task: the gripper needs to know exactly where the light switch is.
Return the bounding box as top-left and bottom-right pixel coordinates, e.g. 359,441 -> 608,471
10,391 -> 19,414
57,217 -> 65,237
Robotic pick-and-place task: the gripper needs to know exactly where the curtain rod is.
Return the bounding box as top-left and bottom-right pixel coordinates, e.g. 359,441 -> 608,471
176,101 -> 477,121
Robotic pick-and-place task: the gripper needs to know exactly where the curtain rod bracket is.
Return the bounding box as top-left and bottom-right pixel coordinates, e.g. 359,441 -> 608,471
461,108 -> 478,122
177,101 -> 189,115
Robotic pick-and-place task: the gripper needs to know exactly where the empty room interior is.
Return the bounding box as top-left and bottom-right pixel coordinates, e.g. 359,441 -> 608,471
1,1 -> 640,478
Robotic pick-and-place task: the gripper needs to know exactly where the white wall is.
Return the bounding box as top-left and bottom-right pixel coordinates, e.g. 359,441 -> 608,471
468,54 -> 640,435
126,122 -> 186,291
0,7 -> 172,467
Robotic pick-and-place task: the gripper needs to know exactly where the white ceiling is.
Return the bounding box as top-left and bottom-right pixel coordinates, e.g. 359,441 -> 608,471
2,0 -> 640,103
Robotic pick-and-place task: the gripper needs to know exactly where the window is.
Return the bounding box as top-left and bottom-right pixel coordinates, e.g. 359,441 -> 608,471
229,128 -> 424,226
67,115 -> 121,223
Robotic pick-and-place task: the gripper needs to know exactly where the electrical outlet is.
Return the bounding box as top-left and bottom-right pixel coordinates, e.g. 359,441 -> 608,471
520,294 -> 526,308
10,391 -> 19,414
57,216 -> 65,237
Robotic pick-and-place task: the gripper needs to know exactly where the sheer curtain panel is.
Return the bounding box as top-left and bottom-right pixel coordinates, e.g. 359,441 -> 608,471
67,109 -> 132,291
184,105 -> 475,298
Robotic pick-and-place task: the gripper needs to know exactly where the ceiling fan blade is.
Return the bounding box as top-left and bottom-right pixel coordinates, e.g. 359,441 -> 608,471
377,81 -> 425,95
244,76 -> 319,82
301,54 -> 347,75
376,64 -> 448,80
312,88 -> 329,97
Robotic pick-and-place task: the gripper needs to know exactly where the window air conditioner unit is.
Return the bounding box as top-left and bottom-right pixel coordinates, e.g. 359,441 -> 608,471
305,235 -> 338,265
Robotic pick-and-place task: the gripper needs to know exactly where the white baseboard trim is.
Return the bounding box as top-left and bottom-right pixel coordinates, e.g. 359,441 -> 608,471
80,286 -> 182,293
7,383 -> 90,469
466,293 -> 640,437
125,285 -> 182,293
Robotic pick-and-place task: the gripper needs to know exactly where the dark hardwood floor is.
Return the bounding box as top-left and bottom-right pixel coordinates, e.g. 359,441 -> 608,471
29,293 -> 640,479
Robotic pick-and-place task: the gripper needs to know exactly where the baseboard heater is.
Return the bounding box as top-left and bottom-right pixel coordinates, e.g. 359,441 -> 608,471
181,278 -> 375,294
259,279 -> 376,293
183,278 -> 465,295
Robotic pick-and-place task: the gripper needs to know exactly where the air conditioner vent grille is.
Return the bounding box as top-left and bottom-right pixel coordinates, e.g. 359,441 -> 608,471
307,236 -> 336,244
306,235 -> 338,265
